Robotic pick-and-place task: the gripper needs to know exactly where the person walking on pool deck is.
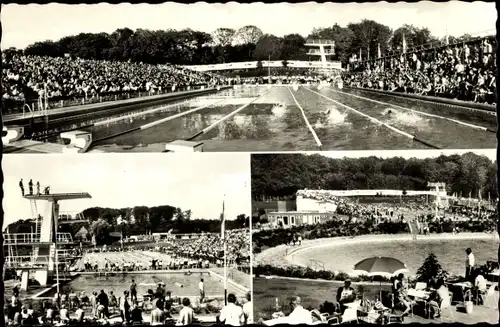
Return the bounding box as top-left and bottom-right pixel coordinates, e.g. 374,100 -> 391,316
28,179 -> 33,195
36,181 -> 40,195
336,279 -> 356,314
130,279 -> 138,302
465,248 -> 475,281
19,179 -> 24,196
199,278 -> 205,303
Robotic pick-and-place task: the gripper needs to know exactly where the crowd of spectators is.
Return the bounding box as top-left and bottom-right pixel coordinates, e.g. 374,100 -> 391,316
2,54 -> 224,111
344,36 -> 496,104
5,282 -> 252,326
167,229 -> 250,265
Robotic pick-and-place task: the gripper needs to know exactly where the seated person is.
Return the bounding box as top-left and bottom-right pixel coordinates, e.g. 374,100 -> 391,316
59,305 -> 70,324
75,305 -> 85,323
336,280 -> 356,313
131,302 -> 143,323
177,298 -> 194,326
473,269 -> 488,305
426,278 -> 450,319
150,301 -> 166,326
288,296 -> 313,324
394,274 -> 413,317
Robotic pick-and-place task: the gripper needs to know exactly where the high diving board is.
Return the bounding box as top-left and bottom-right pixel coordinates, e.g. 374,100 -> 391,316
24,193 -> 92,201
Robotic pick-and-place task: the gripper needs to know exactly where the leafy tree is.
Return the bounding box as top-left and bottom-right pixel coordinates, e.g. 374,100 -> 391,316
416,253 -> 448,284
253,34 -> 283,60
90,219 -> 112,245
75,226 -> 89,241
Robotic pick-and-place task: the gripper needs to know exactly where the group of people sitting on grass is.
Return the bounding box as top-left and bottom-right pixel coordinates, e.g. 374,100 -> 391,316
344,36 -> 496,104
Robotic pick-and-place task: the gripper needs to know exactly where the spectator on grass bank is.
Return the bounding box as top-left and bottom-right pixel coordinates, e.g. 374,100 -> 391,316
177,297 -> 194,325
219,293 -> 245,326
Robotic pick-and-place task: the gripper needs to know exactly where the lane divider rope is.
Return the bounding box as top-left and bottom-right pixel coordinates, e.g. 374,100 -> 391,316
93,98 -> 228,144
186,88 -> 273,141
287,87 -> 323,150
305,87 -> 441,149
330,88 -> 494,133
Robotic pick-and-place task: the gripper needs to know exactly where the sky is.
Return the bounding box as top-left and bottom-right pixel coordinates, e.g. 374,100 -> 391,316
2,2 -> 496,50
313,149 -> 497,161
2,153 -> 250,227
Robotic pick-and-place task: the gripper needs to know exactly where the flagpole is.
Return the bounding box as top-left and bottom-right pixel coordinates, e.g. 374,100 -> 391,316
249,214 -> 253,322
222,195 -> 228,306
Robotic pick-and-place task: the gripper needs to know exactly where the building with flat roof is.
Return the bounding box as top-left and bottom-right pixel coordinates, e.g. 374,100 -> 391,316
266,211 -> 336,228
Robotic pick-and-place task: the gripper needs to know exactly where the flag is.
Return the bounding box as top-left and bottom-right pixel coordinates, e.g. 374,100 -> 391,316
445,34 -> 449,46
378,43 -> 381,59
220,198 -> 225,239
402,33 -> 407,54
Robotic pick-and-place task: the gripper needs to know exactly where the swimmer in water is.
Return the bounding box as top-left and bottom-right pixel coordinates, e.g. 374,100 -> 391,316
387,109 -> 393,115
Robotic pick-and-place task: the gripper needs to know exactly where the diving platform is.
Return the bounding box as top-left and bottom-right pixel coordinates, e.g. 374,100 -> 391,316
4,190 -> 92,291
304,39 -> 341,76
24,192 -> 92,201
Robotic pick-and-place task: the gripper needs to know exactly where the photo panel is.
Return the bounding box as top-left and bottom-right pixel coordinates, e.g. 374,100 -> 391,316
2,2 -> 497,153
251,149 -> 498,325
2,153 -> 253,325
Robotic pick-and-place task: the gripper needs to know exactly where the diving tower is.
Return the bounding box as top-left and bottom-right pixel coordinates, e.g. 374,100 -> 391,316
4,192 -> 91,291
305,39 -> 342,75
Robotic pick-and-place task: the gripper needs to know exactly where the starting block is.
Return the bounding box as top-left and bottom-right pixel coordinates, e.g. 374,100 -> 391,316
60,130 -> 92,153
165,140 -> 204,152
2,125 -> 25,144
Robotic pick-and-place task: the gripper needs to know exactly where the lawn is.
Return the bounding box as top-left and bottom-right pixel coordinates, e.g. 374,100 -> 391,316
253,277 -> 391,323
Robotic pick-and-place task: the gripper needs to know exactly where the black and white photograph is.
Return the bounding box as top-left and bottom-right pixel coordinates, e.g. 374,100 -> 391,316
1,2 -> 497,153
2,153 -> 253,326
251,150 -> 498,325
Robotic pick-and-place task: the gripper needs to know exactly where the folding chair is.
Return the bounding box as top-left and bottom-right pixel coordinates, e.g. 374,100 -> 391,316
329,301 -> 360,324
438,293 -> 454,323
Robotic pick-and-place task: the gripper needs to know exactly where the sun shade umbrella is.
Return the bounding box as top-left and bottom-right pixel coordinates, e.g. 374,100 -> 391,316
353,256 -> 409,301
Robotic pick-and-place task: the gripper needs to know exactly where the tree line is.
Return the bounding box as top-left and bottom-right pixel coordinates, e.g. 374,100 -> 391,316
251,153 -> 497,201
5,20 -> 467,66
5,205 -> 251,245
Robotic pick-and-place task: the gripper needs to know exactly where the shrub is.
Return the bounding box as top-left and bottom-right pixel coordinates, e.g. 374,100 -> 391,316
416,253 -> 448,284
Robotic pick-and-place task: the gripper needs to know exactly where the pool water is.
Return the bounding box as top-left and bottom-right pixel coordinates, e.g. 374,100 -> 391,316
43,272 -> 242,299
290,237 -> 498,276
90,86 -> 496,152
